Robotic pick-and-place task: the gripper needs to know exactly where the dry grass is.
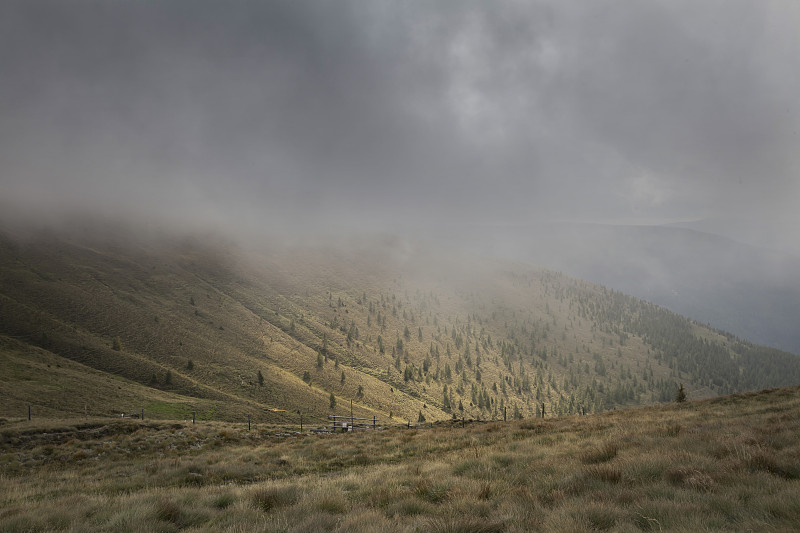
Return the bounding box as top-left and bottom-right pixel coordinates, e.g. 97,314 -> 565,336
579,442 -> 619,464
1,385 -> 800,531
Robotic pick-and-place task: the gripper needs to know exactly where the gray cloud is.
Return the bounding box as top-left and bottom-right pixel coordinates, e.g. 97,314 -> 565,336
1,0 -> 799,250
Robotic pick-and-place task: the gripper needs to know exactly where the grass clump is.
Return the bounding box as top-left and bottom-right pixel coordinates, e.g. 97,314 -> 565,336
213,491 -> 236,509
155,498 -> 186,526
386,496 -> 432,517
659,421 -> 682,437
415,479 -> 451,504
316,496 -> 348,514
579,442 -> 618,464
425,515 -> 505,533
583,464 -> 623,484
251,484 -> 300,512
665,467 -> 715,491
579,503 -> 620,530
747,451 -> 799,479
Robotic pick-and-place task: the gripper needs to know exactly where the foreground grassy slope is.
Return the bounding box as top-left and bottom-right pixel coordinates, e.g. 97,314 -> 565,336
1,386 -> 798,531
1,226 -> 799,424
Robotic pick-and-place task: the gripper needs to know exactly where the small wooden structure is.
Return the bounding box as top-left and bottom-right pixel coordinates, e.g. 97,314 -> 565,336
329,414 -> 378,432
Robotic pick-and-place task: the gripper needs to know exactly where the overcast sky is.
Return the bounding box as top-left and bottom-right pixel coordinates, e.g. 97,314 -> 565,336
2,1 -> 799,252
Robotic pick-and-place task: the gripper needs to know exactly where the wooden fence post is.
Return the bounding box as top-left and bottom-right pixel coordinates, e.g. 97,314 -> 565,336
192,411 -> 195,424
373,415 -> 376,429
28,405 -> 31,421
504,407 -> 507,422
248,414 -> 251,431
141,408 -> 144,420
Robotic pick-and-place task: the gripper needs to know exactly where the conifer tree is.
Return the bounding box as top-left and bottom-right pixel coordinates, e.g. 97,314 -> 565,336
675,383 -> 687,403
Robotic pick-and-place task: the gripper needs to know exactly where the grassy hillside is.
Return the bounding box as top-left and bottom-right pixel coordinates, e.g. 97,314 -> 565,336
1,385 -> 799,531
1,226 -> 799,424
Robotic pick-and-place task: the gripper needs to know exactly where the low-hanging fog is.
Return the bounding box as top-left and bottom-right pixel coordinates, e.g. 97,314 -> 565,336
2,1 -> 799,352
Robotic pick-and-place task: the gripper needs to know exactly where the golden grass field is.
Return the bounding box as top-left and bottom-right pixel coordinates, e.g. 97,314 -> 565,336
1,385 -> 798,532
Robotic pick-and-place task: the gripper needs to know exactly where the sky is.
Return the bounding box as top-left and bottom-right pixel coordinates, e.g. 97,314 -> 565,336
2,0 -> 799,253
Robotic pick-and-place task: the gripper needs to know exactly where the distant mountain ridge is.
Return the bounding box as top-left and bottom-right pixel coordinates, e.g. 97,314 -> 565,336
433,222 -> 800,355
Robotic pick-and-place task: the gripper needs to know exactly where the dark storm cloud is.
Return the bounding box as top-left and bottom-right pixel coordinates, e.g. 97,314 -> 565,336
1,1 -> 798,248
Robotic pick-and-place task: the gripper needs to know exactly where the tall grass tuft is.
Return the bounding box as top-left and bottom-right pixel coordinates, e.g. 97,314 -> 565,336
580,442 -> 618,464
425,515 -> 506,533
251,484 -> 300,512
665,467 -> 715,491
156,498 -> 187,527
748,451 -> 799,479
583,464 -> 622,484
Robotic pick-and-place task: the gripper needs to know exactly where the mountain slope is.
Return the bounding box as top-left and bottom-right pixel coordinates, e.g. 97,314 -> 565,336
1,226 -> 799,423
443,222 -> 800,354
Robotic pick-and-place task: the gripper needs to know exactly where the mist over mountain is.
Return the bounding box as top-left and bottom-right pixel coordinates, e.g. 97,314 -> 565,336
2,221 -> 799,424
2,2 -> 799,379
431,223 -> 800,355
